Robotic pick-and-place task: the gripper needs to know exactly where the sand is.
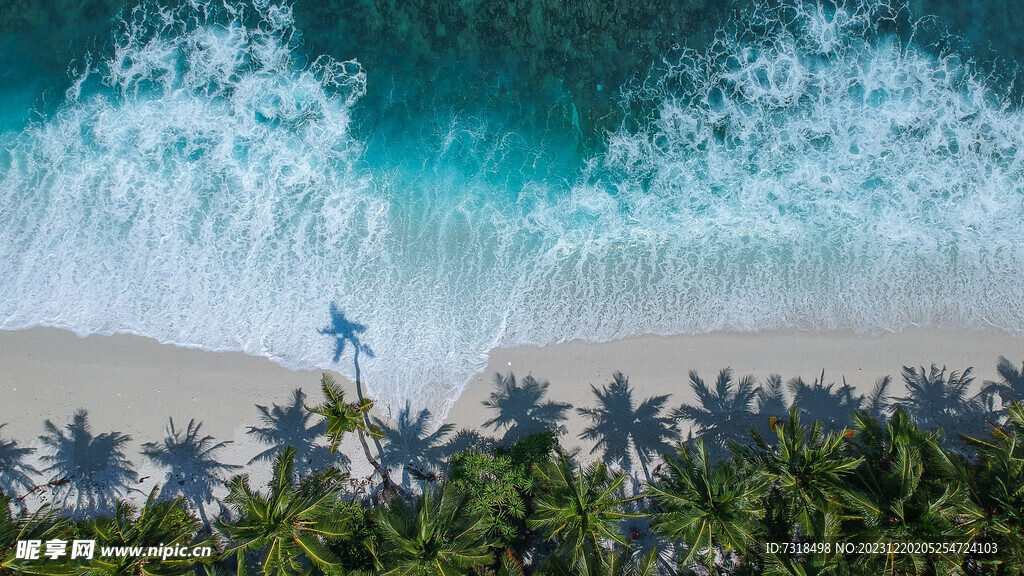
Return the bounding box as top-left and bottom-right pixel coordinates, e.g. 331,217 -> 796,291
453,328 -> 1024,442
0,326 -> 1022,506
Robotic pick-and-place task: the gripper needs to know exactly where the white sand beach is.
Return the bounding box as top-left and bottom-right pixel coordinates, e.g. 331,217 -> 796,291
0,326 -> 1021,504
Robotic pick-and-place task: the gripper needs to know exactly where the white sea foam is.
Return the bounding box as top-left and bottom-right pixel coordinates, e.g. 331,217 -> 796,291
500,0 -> 1024,346
1,0 -> 1023,417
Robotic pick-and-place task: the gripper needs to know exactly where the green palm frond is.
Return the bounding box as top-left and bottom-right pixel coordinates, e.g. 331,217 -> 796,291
372,484 -> 495,576
528,452 -> 638,568
305,374 -> 370,454
217,447 -> 349,576
1,495 -> 73,575
648,439 -> 766,571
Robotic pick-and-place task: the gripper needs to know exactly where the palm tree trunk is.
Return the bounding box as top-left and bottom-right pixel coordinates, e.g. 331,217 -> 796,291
638,453 -> 652,484
194,497 -> 211,532
356,427 -> 405,498
353,347 -> 387,460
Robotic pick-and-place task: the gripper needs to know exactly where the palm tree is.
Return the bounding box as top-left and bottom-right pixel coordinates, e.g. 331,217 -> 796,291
528,451 -> 637,570
305,374 -> 376,455
217,446 -> 349,576
542,546 -> 658,576
672,369 -> 758,457
370,483 -> 495,576
318,304 -> 386,463
895,365 -> 988,446
304,373 -> 402,496
373,403 -> 454,487
483,373 -> 572,444
843,409 -> 965,574
1,495 -> 69,574
83,488 -> 213,576
38,410 -> 136,517
141,418 -> 240,530
0,424 -> 38,496
647,439 -> 767,574
982,356 -> 1024,413
744,407 -> 860,538
577,372 -> 677,483
247,389 -> 334,476
947,401 -> 1024,572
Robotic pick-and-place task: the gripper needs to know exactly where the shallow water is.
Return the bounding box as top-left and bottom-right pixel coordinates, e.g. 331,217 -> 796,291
1,0 -> 1023,412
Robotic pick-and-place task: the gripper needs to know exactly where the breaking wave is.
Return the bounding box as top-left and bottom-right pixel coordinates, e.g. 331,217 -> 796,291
1,0 -> 1022,414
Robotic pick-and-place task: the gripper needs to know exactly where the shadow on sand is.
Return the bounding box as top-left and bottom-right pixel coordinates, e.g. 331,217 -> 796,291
672,369 -> 893,460
37,409 -> 137,517
483,372 -> 571,445
373,403 -> 454,486
577,372 -> 677,484
247,389 -> 339,475
0,424 -> 38,496
142,418 -> 240,528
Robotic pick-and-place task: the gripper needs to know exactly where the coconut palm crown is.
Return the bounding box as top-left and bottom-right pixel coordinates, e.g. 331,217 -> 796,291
370,483 -> 495,576
217,446 -> 349,576
647,438 -> 768,572
528,451 -> 638,571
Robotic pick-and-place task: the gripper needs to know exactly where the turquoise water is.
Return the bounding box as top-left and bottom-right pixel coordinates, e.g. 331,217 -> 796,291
2,0 -> 1023,412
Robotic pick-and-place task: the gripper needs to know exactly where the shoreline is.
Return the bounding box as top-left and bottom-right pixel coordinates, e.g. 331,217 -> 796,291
0,325 -> 1021,501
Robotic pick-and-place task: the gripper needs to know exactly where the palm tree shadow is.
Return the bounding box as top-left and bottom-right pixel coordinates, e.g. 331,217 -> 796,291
320,303 -> 375,383
0,424 -> 38,496
372,403 -> 454,487
38,409 -> 136,517
787,370 -> 871,433
246,389 -> 341,476
482,372 -> 572,445
982,356 -> 1024,416
672,368 -> 759,461
319,303 -> 388,461
895,364 -> 988,451
141,418 -> 240,529
436,429 -> 497,464
578,372 -> 677,486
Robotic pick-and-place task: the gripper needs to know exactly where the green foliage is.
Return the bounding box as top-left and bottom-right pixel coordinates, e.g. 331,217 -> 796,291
370,483 -> 495,576
77,489 -> 212,576
528,451 -> 638,572
6,360 -> 1024,576
648,439 -> 767,573
217,446 -> 350,576
1,495 -> 71,575
305,374 -> 380,454
740,408 -> 861,574
843,409 -> 966,574
322,500 -> 379,574
541,546 -> 658,576
497,430 -> 559,472
447,431 -> 558,550
950,401 -> 1024,573
745,408 -> 861,539
448,451 -> 531,546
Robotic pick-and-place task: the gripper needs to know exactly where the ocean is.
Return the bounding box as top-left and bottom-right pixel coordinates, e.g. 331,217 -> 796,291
1,0 -> 1022,413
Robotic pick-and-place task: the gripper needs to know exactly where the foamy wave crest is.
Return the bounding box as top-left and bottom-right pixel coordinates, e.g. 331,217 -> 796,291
1,0 -> 1023,417
500,0 -> 1024,346
0,0 -> 415,404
